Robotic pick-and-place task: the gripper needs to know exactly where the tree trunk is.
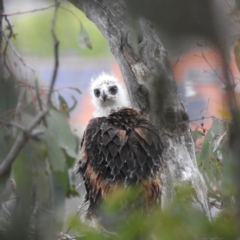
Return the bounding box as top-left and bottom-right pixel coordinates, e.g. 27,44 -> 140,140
69,0 -> 211,218
0,0 -> 4,77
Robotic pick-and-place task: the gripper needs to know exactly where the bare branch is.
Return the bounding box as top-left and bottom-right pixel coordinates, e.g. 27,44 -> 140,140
0,4 -> 55,17
0,119 -> 26,131
0,110 -> 47,177
0,1 -> 60,178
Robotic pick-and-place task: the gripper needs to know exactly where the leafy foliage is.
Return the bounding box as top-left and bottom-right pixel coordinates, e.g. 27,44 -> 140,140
0,70 -> 79,239
189,117 -> 239,239
65,185 -> 239,240
1,1 -> 240,240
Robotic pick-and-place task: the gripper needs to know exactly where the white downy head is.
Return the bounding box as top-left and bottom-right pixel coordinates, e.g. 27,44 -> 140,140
90,73 -> 130,117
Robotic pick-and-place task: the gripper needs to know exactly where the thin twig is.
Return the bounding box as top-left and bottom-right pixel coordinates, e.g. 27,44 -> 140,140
2,16 -> 13,74
0,4 -> 55,17
0,119 -> 26,131
172,50 -> 182,69
178,116 -> 213,125
1,30 -> 35,72
0,1 -> 60,178
59,5 -> 81,23
47,1 -> 60,106
200,51 -> 225,85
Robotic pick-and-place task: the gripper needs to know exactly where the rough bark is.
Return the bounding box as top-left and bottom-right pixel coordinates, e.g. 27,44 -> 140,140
0,0 -> 3,77
69,0 -> 211,218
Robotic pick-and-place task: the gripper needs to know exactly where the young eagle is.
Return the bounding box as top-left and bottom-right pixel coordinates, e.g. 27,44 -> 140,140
78,73 -> 163,219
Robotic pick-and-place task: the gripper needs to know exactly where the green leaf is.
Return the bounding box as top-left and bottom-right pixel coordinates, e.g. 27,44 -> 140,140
213,130 -> 227,152
78,24 -> 92,49
210,117 -> 226,136
54,163 -> 70,196
191,127 -> 202,143
28,142 -> 65,239
64,149 -> 76,168
59,94 -> 69,117
197,129 -> 212,171
0,75 -> 19,118
234,38 -> 240,72
42,130 -> 66,172
68,95 -> 78,113
12,145 -> 33,204
68,185 -> 79,197
47,109 -> 77,158
29,142 -> 49,196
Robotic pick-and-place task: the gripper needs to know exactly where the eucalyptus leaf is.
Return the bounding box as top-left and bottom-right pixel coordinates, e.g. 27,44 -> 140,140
59,94 -> 69,117
78,25 -> 92,49
42,130 -> 66,172
30,141 -> 50,199
12,145 -> 33,204
28,142 -> 65,239
191,128 -> 202,143
234,38 -> 240,72
53,165 -> 69,196
0,75 -> 18,118
68,95 -> 78,113
213,130 -> 227,153
210,117 -> 226,136
64,149 -> 76,168
46,109 -> 77,158
197,129 -> 212,172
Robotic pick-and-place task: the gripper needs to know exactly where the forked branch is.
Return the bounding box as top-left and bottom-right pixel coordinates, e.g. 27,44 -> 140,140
0,1 -> 60,178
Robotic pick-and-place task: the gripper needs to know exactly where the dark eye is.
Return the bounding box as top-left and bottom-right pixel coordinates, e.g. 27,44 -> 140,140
109,86 -> 118,95
94,89 -> 100,97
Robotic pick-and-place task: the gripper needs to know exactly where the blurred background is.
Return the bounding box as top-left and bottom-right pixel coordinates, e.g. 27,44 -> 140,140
4,0 -> 239,137
2,0 -> 239,231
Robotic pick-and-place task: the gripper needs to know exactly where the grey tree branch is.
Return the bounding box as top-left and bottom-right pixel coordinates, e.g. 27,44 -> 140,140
1,119 -> 28,131
0,110 -> 47,177
0,1 -> 60,178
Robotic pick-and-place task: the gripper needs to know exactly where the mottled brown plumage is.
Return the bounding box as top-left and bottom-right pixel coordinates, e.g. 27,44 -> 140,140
78,108 -> 163,217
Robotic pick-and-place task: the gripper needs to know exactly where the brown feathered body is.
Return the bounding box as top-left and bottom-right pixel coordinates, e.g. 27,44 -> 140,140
78,108 -> 163,216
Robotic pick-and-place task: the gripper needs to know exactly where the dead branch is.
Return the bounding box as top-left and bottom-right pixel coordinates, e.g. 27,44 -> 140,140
0,1 -> 60,178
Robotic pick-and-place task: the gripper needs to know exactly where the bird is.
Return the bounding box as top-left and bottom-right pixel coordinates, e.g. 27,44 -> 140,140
77,73 -> 163,227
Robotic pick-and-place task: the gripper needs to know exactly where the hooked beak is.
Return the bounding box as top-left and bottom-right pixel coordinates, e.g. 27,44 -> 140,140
102,90 -> 108,102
